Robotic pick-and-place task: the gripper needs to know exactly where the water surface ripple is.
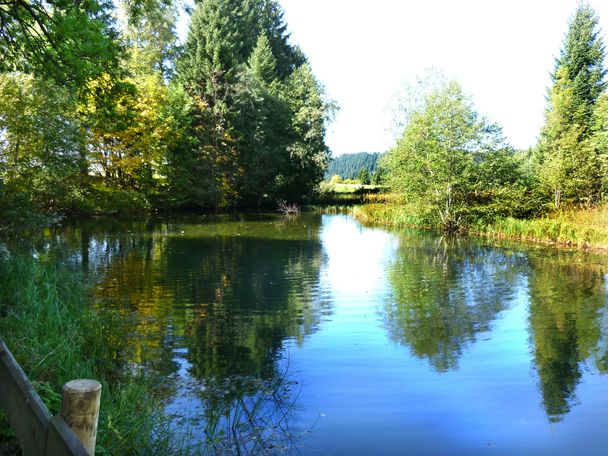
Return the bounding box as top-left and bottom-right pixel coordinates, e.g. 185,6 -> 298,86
41,213 -> 608,455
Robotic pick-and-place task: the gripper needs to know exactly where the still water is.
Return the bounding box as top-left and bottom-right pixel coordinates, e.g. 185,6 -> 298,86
43,213 -> 608,455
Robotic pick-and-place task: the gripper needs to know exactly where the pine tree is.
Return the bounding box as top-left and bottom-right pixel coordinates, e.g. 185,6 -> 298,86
537,3 -> 606,207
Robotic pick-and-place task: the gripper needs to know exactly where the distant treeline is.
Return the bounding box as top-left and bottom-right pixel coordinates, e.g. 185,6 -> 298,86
325,152 -> 382,180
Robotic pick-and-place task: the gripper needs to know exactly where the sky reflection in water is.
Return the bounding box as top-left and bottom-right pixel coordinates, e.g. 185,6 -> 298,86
45,213 -> 608,455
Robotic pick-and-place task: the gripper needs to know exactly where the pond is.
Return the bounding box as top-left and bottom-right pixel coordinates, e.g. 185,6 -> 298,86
37,213 -> 608,455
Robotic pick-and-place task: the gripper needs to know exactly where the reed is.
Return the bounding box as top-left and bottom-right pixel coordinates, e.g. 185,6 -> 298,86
354,202 -> 608,251
0,254 -> 178,455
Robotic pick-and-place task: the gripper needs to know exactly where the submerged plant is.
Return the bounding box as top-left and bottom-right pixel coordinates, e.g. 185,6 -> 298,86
169,367 -> 305,455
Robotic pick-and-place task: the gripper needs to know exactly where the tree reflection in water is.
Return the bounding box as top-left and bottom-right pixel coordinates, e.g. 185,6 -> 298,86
385,232 -> 608,423
28,216 -> 608,435
384,233 -> 523,372
527,254 -> 608,422
41,214 -> 328,453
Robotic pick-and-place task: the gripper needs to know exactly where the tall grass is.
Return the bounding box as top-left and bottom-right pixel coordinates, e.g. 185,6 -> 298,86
0,253 -> 177,454
355,202 -> 608,250
474,206 -> 608,250
351,203 -> 431,230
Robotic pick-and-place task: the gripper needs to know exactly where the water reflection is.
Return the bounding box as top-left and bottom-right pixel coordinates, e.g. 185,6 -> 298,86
384,232 -> 608,423
526,253 -> 608,422
19,214 -> 608,452
43,215 -> 327,381
384,233 -> 524,372
40,214 -> 329,452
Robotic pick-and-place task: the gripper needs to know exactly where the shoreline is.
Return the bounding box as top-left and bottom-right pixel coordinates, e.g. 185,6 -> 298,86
351,203 -> 608,254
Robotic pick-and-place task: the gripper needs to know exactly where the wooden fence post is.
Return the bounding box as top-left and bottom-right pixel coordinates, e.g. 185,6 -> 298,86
60,379 -> 102,456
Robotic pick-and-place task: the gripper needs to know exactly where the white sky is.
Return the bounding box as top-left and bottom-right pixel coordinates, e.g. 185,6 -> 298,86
278,0 -> 608,156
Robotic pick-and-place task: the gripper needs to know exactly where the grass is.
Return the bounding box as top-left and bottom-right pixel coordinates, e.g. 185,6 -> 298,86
313,183 -> 385,206
0,252 -> 306,455
0,253 -> 177,455
325,183 -> 382,193
353,202 -> 608,251
351,202 -> 431,230
475,206 -> 608,250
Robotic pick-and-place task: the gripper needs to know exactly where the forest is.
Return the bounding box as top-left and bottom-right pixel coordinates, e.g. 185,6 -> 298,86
0,0 -> 333,229
2,1 -> 607,246
324,152 -> 381,181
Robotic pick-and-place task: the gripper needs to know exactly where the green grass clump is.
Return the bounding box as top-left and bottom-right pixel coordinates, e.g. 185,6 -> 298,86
351,203 -> 432,230
0,254 -> 176,455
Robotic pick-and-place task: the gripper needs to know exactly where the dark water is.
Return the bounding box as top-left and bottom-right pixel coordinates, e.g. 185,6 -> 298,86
36,213 -> 608,455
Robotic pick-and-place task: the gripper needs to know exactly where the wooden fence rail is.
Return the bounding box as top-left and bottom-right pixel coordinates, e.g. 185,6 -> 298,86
0,338 -> 97,455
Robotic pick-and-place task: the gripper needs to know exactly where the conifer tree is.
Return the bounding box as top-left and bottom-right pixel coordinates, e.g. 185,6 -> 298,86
177,0 -> 256,206
537,3 -> 606,207
249,33 -> 278,85
177,0 -> 332,206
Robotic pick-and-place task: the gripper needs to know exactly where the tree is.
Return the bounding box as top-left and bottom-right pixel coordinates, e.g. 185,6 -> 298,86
280,63 -> 333,200
121,0 -> 179,80
177,0 -> 255,206
357,167 -> 370,185
235,33 -> 291,205
537,3 -> 606,207
587,93 -> 608,198
0,74 -> 82,215
177,0 -> 332,207
383,79 -> 517,230
325,152 -> 381,180
0,0 -> 121,87
80,73 -> 183,198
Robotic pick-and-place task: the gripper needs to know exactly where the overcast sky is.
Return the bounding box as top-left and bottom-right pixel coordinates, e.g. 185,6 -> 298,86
278,0 -> 608,156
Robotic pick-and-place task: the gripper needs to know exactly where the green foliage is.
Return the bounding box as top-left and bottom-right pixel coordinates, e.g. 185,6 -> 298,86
0,74 -> 83,219
357,167 -> 371,185
0,253 -> 177,454
0,0 -> 332,223
383,79 -> 524,230
537,3 -> 606,207
280,62 -> 333,200
589,92 -> 608,197
479,205 -> 608,249
121,0 -> 179,79
0,0 -> 122,87
176,0 -> 331,207
325,152 -> 381,180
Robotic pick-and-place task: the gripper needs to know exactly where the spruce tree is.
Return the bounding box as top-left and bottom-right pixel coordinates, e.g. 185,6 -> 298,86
248,34 -> 278,85
537,3 -> 606,207
176,0 -> 332,207
557,3 -> 606,129
177,0 -> 256,206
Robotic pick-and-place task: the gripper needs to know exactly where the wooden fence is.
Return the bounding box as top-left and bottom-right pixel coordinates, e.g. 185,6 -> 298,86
0,338 -> 96,455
